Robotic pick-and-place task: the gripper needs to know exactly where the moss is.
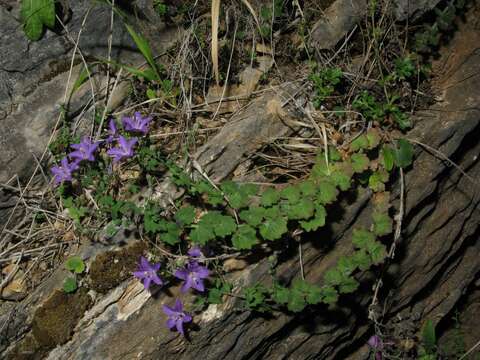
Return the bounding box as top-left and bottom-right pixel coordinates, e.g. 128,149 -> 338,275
6,333 -> 42,360
31,288 -> 91,349
89,241 -> 146,293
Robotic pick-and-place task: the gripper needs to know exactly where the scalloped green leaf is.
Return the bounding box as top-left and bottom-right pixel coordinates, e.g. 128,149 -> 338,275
63,277 -> 77,293
317,180 -> 338,204
239,207 -> 265,227
175,206 -> 196,226
352,249 -> 372,271
259,217 -> 288,240
351,153 -> 370,173
65,256 -> 85,274
381,145 -> 395,171
352,228 -> 376,249
300,205 -> 326,232
214,215 -> 237,237
338,277 -> 359,294
280,186 -> 301,204
366,128 -> 381,149
369,170 -> 389,192
395,139 -> 414,168
324,268 -> 343,286
320,286 -> 338,305
261,187 -> 281,207
373,211 -> 393,236
299,180 -> 316,197
190,224 -> 215,245
286,199 -> 315,220
232,225 -> 258,250
350,135 -> 369,151
367,241 -> 387,265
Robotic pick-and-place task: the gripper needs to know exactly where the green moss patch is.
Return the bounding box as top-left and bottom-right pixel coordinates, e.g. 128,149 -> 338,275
89,241 -> 146,293
32,288 -> 92,349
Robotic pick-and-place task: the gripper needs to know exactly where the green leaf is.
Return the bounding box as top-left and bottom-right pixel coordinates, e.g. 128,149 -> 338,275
160,223 -> 182,245
338,277 -> 359,294
369,170 -> 389,192
21,0 -> 56,41
190,224 -> 215,245
214,215 -> 237,237
287,291 -> 307,312
328,147 -> 342,161
261,187 -> 281,207
39,0 -> 55,27
299,180 -> 316,197
351,153 -> 370,173
352,250 -> 372,271
305,284 -> 323,305
207,288 -> 224,304
350,135 -> 369,151
324,268 -> 344,286
311,158 -> 330,178
381,146 -> 396,171
259,217 -> 288,241
239,207 -> 265,227
280,186 -> 301,204
63,277 -> 77,293
175,206 -> 196,226
372,211 -> 393,236
286,199 -> 315,220
352,228 -> 376,249
367,241 -> 387,265
395,139 -> 414,168
65,256 -> 85,274
125,24 -> 160,80
337,256 -> 357,276
330,168 -> 351,191
422,320 -> 437,355
366,129 -> 381,149
244,285 -> 269,312
300,205 -> 326,232
232,225 -> 258,249
70,66 -> 91,97
272,284 -> 290,304
317,180 -> 338,204
320,286 -> 338,305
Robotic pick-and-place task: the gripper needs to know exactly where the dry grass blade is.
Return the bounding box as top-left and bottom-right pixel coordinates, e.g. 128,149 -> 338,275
240,0 -> 261,32
211,0 -> 221,84
211,0 -> 260,85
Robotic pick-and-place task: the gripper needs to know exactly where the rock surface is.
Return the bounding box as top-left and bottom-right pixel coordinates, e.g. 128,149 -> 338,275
1,2 -> 480,360
0,0 -> 182,226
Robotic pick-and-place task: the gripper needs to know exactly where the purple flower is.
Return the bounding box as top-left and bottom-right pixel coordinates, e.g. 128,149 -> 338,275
106,118 -> 118,143
187,246 -> 204,258
107,136 -> 138,163
133,256 -> 163,290
162,299 -> 192,335
51,157 -> 79,185
69,137 -> 99,162
122,112 -> 152,135
174,261 -> 209,293
368,335 -> 383,360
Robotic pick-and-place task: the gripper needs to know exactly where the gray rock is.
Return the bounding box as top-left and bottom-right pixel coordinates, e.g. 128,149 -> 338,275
310,0 -> 367,50
393,0 -> 442,21
0,1 -> 182,226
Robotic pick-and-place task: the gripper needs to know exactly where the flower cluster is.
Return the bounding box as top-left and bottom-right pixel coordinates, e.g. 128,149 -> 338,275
50,112 -> 152,185
132,247 -> 208,336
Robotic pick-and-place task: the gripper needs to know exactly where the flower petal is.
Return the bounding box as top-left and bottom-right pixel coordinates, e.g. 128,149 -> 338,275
166,318 -> 176,330
175,319 -> 184,335
173,299 -> 183,312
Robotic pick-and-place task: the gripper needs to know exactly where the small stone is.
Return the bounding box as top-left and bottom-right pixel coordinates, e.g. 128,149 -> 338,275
223,258 -> 248,272
1,266 -> 28,301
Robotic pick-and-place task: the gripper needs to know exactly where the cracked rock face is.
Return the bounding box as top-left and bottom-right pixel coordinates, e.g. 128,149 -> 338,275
0,1 -> 182,226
